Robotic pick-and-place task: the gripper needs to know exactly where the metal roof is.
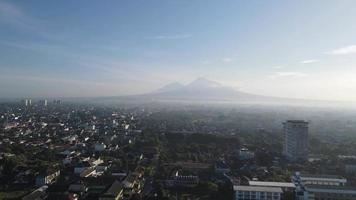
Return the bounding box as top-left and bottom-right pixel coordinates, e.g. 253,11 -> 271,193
249,181 -> 296,188
234,185 -> 283,193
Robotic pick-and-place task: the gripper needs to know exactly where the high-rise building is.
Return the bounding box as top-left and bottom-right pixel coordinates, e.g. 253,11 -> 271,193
23,99 -> 28,106
283,120 -> 308,162
23,99 -> 32,107
38,99 -> 48,107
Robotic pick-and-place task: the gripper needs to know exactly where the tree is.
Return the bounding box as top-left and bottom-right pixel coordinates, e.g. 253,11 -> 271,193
2,157 -> 17,175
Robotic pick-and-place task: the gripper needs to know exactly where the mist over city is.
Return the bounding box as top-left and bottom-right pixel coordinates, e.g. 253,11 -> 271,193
1,1 -> 356,200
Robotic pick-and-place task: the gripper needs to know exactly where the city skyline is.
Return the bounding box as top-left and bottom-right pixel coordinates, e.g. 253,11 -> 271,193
1,1 -> 356,101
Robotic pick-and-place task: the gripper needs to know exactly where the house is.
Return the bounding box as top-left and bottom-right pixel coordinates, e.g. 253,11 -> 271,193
239,148 -> 255,160
68,182 -> 88,196
22,186 -> 48,200
35,170 -> 60,186
99,180 -> 123,200
74,158 -> 103,174
94,143 -> 106,152
122,173 -> 137,189
215,160 -> 230,173
74,161 -> 91,174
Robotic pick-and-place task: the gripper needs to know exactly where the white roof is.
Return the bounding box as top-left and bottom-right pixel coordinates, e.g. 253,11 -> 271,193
301,176 -> 346,183
234,185 -> 283,193
249,181 -> 295,188
306,185 -> 356,194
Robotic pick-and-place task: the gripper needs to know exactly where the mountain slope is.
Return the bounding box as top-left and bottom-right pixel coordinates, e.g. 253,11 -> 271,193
153,82 -> 184,93
90,78 -> 336,106
143,78 -> 281,102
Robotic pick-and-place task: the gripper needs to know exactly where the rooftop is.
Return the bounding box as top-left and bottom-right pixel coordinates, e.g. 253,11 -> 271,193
249,181 -> 295,188
299,173 -> 346,181
103,180 -> 123,196
285,120 -> 308,124
234,186 -> 283,193
306,185 -> 356,194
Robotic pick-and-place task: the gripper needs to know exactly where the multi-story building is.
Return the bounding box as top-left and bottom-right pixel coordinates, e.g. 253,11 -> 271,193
248,181 -> 295,192
292,172 -> 347,187
293,172 -> 351,200
304,185 -> 356,200
283,120 -> 308,162
234,185 -> 283,200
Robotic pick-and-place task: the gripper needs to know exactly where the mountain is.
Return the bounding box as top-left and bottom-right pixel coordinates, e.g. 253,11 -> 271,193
186,77 -> 221,88
152,82 -> 184,93
144,78 -> 279,102
90,77 -> 338,106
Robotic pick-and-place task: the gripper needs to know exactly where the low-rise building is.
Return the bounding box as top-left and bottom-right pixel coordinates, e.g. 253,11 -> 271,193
99,180 -> 123,200
234,185 -> 283,200
292,172 -> 347,186
94,143 -> 106,152
305,185 -> 356,200
239,148 -> 255,160
35,170 -> 60,186
248,181 -> 295,192
215,160 -> 230,173
166,175 -> 199,188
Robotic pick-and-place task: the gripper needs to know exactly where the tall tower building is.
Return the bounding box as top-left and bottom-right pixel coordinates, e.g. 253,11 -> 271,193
283,120 -> 308,162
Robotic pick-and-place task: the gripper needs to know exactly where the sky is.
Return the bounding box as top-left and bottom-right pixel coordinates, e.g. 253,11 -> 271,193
1,0 -> 356,101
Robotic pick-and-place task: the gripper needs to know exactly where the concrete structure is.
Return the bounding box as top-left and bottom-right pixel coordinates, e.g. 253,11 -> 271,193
238,148 -> 255,160
35,170 -> 60,186
234,185 -> 283,200
345,163 -> 356,174
283,120 -> 308,162
305,185 -> 356,200
94,143 -> 106,152
293,172 -> 349,200
292,172 -> 347,187
248,181 -> 295,191
99,180 -> 123,200
22,185 -> 48,200
215,160 -> 230,173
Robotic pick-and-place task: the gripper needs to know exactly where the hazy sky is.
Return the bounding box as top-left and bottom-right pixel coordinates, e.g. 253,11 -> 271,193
1,0 -> 356,101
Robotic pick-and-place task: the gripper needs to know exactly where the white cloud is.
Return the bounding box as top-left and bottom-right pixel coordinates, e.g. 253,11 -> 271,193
150,34 -> 192,40
327,45 -> 356,55
300,59 -> 318,64
269,71 -> 309,79
221,57 -> 233,63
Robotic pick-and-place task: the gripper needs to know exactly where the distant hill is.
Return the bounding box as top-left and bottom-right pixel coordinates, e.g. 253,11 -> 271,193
138,77 -> 286,102
88,77 -> 343,106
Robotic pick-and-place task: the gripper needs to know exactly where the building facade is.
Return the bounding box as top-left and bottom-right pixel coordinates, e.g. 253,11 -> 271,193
305,185 -> 356,200
283,120 -> 309,162
234,186 -> 283,200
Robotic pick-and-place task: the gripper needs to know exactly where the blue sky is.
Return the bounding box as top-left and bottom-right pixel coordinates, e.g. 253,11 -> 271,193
1,0 -> 356,100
